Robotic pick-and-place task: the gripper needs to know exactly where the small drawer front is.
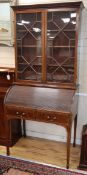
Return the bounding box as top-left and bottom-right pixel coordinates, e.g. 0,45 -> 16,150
5,107 -> 35,120
36,113 -> 58,123
36,111 -> 70,125
6,108 -> 27,119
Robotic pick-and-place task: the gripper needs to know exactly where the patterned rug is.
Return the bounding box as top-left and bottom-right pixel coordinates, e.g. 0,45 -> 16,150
0,155 -> 85,175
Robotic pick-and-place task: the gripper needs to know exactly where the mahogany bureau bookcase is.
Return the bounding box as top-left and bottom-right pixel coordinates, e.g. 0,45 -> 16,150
4,1 -> 84,169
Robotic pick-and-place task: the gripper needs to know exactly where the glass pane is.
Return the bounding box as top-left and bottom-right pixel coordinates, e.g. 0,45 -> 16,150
16,12 -> 42,81
47,11 -> 76,83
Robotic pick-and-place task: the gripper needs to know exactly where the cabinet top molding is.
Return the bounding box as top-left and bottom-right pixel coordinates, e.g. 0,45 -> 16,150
11,1 -> 84,11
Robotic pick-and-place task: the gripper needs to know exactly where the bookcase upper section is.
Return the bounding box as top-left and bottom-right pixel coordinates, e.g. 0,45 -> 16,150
12,1 -> 84,89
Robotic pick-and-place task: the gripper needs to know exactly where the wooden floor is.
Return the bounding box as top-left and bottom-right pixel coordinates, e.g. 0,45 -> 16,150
0,136 -> 81,170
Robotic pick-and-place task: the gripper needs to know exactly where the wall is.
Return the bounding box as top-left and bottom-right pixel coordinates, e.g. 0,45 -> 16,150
0,2 -> 15,67
1,0 -> 87,145
18,0 -> 87,6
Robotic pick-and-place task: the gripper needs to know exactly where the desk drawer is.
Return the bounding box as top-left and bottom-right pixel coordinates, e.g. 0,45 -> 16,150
5,108 -> 35,120
6,108 -> 27,119
36,112 -> 70,125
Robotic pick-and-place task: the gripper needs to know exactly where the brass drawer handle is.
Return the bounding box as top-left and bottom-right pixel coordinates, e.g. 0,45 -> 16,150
47,116 -> 56,120
50,117 -> 57,122
47,116 -> 50,119
16,111 -> 21,118
16,111 -> 19,115
22,112 -> 26,116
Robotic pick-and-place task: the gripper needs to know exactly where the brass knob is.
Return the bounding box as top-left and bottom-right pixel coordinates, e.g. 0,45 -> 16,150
16,111 -> 19,115
47,116 -> 50,119
22,112 -> 26,116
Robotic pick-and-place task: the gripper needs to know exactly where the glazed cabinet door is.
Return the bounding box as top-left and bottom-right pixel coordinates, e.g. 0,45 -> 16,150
16,11 -> 43,82
46,10 -> 77,84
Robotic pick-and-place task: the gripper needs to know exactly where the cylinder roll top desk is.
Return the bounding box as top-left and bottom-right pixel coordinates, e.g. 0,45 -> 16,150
3,1 -> 84,169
